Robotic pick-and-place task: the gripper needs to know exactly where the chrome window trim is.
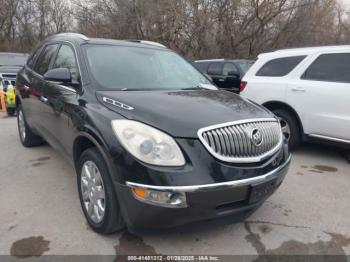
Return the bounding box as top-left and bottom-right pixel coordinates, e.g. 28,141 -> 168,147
197,118 -> 283,163
126,155 -> 291,193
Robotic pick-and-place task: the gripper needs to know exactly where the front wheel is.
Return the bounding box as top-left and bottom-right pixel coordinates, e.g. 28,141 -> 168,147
272,109 -> 301,150
77,148 -> 125,234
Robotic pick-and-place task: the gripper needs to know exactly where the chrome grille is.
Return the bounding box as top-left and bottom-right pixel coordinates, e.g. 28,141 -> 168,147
198,119 -> 283,163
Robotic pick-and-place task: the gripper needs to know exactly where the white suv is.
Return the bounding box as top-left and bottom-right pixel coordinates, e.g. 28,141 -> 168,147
241,46 -> 350,149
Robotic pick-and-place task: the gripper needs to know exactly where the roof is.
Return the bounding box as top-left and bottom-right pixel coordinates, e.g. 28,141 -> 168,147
261,45 -> 350,58
47,33 -> 167,49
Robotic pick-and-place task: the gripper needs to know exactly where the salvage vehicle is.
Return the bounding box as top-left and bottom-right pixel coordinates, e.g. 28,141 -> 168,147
241,46 -> 350,149
0,52 -> 29,115
194,59 -> 254,93
16,33 -> 291,234
0,52 -> 28,85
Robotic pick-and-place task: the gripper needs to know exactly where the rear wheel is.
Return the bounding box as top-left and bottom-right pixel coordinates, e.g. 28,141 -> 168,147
17,104 -> 43,147
272,109 -> 301,150
77,148 -> 125,234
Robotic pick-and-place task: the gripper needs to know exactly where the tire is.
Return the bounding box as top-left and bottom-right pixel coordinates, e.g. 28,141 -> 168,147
77,148 -> 125,234
17,104 -> 43,147
272,109 -> 301,150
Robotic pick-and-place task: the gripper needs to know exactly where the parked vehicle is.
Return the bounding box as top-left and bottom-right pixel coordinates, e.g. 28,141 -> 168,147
0,82 -> 16,115
194,59 -> 254,93
241,46 -> 350,149
0,52 -> 28,115
16,33 -> 290,234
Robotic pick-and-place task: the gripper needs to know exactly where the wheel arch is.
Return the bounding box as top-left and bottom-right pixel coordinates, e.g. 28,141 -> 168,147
72,130 -> 115,176
263,101 -> 304,135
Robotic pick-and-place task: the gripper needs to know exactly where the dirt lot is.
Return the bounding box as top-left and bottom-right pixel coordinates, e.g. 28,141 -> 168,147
0,112 -> 349,260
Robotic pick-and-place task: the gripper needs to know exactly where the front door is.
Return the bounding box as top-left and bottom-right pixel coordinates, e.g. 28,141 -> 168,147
40,44 -> 80,156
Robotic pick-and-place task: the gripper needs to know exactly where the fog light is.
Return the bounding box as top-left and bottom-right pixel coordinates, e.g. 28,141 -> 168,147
131,187 -> 187,208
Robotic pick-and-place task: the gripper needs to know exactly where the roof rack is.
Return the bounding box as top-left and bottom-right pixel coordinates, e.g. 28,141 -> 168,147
49,33 -> 89,41
127,40 -> 166,48
273,45 -> 350,53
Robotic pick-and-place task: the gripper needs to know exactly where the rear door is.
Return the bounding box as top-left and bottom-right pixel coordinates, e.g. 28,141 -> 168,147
16,46 -> 43,127
287,52 -> 350,141
18,44 -> 58,134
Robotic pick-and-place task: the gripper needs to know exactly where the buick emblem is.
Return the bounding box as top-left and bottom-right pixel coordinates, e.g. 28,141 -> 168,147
251,128 -> 263,146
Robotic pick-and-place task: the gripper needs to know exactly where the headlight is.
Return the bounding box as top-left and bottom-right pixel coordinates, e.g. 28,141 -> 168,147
111,120 -> 185,166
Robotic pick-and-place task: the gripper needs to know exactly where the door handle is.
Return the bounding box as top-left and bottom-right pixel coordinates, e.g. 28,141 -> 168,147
40,96 -> 48,103
291,87 -> 306,92
218,78 -> 225,82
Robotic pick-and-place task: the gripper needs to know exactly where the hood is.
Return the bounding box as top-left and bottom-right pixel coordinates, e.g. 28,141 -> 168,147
0,66 -> 22,75
96,89 -> 274,138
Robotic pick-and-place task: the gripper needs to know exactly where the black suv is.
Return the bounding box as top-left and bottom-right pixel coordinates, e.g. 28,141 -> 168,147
16,33 -> 290,234
194,59 -> 254,93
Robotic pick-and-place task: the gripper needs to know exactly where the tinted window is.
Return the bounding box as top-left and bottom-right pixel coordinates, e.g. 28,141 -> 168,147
207,62 -> 222,75
194,62 -> 208,73
223,63 -> 239,76
34,44 -> 58,75
85,45 -> 211,91
52,45 -> 79,82
256,56 -> 306,77
302,53 -> 350,83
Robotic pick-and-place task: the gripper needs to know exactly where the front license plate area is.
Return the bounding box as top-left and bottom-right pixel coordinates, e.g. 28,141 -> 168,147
249,179 -> 277,204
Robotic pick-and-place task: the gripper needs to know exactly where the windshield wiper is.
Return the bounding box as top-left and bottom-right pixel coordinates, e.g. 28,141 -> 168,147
181,87 -> 201,90
181,84 -> 217,91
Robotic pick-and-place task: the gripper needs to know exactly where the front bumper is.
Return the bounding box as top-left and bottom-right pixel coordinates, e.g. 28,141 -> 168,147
115,155 -> 291,232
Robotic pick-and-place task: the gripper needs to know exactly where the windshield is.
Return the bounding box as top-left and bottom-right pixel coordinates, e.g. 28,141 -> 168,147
0,54 -> 28,66
85,45 -> 213,91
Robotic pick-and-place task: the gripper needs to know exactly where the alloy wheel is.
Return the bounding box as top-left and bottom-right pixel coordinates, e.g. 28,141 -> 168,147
278,117 -> 291,141
80,161 -> 106,223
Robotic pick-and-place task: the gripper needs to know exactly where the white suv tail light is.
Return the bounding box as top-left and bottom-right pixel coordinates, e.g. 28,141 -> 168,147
240,81 -> 247,93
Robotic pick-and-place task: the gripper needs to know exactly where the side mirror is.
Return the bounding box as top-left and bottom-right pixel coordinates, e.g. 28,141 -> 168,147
44,68 -> 71,83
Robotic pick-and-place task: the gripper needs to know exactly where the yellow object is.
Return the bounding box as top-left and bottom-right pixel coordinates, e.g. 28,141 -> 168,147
0,91 -> 6,113
5,86 -> 16,106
